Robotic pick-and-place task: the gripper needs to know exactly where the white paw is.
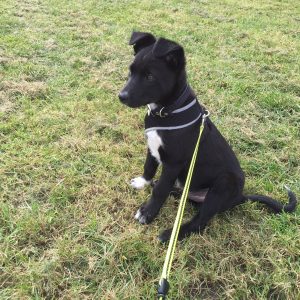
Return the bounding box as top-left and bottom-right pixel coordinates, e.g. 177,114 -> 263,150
135,209 -> 141,220
134,209 -> 147,224
130,176 -> 150,190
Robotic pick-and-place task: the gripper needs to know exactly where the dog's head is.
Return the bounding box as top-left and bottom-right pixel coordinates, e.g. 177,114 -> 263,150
119,32 -> 186,108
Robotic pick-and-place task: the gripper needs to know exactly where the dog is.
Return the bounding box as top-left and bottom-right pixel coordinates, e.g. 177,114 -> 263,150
119,32 -> 297,242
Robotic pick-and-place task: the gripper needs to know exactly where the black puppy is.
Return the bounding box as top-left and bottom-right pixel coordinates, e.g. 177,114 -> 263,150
119,32 -> 297,242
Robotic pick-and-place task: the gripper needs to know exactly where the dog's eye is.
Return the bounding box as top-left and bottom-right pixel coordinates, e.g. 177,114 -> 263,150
146,72 -> 154,81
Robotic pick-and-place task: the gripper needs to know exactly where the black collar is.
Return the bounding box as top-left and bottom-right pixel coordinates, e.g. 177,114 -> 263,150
147,85 -> 193,117
145,86 -> 203,133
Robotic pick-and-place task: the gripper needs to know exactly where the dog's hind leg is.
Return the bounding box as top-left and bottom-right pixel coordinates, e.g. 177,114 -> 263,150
158,172 -> 244,242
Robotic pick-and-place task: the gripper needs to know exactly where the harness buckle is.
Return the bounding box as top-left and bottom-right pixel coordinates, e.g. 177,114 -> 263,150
148,105 -> 168,118
157,107 -> 167,118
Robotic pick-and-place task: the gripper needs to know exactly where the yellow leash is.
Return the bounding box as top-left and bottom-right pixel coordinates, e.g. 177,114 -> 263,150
157,110 -> 209,300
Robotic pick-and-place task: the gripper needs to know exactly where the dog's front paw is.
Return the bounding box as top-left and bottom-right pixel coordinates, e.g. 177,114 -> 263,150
130,176 -> 150,190
158,228 -> 188,243
158,229 -> 172,243
134,202 -> 158,224
134,208 -> 147,224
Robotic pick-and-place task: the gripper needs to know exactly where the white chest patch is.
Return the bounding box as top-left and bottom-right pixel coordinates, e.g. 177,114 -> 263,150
146,130 -> 163,163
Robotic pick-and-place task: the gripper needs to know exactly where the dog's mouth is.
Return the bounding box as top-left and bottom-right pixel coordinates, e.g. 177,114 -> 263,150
121,100 -> 144,108
119,93 -> 153,108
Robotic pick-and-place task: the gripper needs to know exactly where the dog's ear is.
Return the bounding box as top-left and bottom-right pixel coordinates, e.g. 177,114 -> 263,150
152,38 -> 185,69
129,32 -> 156,55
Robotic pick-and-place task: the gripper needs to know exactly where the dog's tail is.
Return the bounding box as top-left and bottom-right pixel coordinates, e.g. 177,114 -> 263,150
244,186 -> 297,213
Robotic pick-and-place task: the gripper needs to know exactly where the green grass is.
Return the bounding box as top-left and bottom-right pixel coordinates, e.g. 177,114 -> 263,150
0,0 -> 299,299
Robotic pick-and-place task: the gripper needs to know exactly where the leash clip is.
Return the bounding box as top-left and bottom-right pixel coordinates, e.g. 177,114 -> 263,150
201,109 -> 210,125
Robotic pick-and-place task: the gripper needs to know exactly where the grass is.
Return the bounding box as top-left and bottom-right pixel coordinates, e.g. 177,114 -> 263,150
0,0 -> 299,299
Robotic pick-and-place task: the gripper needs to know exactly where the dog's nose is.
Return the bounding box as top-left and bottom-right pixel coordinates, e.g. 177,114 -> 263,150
118,91 -> 129,103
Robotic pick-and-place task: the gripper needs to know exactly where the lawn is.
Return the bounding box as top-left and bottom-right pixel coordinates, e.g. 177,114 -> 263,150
0,0 -> 299,299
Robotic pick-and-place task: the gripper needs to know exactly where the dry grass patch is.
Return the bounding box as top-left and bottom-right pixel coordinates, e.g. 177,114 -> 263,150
1,80 -> 48,100
0,91 -> 14,113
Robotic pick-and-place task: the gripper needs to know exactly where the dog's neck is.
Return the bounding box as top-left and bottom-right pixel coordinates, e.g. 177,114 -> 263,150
160,72 -> 188,107
148,81 -> 190,114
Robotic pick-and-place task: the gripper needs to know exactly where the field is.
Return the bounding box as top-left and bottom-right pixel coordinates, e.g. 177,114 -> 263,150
0,0 -> 299,299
